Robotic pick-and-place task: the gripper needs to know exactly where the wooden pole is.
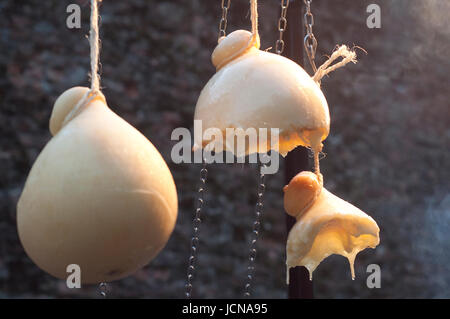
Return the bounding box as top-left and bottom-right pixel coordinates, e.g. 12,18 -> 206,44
283,0 -> 314,299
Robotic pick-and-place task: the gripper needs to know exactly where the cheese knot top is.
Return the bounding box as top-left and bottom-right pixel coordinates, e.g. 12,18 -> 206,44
50,86 -> 106,136
212,30 -> 260,71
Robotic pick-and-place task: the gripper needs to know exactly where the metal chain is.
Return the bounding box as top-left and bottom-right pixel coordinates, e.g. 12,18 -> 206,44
185,161 -> 208,298
98,282 -> 107,298
276,0 -> 290,55
243,160 -> 267,298
303,0 -> 318,72
218,0 -> 232,40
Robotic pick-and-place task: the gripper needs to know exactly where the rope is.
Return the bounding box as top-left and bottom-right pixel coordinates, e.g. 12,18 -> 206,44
312,45 -> 357,83
248,0 -> 260,48
250,0 -> 258,39
62,0 -> 103,128
314,151 -> 320,176
309,45 -> 361,190
313,150 -> 323,187
311,45 -> 360,181
89,0 -> 101,92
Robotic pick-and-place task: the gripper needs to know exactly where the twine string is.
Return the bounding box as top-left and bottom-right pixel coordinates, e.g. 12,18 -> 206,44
250,0 -> 258,39
89,0 -> 101,92
311,45 -> 360,182
313,149 -> 323,187
62,0 -> 102,128
249,0 -> 260,48
312,45 -> 358,84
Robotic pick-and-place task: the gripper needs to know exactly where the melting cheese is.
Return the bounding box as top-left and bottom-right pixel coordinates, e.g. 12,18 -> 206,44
284,173 -> 380,282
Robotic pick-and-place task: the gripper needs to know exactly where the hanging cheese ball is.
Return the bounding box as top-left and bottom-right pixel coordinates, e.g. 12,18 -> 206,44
17,87 -> 178,284
194,30 -> 330,156
284,171 -> 379,281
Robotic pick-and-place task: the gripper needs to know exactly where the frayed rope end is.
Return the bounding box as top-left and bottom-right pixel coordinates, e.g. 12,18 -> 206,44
312,45 -> 361,84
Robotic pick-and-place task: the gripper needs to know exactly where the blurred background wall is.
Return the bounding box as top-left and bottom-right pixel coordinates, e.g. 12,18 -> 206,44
0,0 -> 449,298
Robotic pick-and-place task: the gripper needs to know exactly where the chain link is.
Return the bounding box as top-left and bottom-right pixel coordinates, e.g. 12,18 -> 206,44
303,0 -> 318,72
185,161 -> 208,298
218,0 -> 232,40
243,160 -> 267,298
275,0 -> 290,55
